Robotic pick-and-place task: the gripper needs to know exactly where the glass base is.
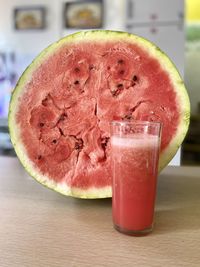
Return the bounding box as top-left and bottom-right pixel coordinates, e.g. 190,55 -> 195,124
114,224 -> 153,236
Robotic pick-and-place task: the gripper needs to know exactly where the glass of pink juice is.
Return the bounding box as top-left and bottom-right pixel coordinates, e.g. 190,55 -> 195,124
110,121 -> 162,236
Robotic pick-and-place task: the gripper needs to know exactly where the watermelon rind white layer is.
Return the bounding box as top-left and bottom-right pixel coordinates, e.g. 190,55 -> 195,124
9,30 -> 190,198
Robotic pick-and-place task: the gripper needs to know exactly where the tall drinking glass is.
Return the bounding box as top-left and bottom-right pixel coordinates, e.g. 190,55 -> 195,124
110,120 -> 162,236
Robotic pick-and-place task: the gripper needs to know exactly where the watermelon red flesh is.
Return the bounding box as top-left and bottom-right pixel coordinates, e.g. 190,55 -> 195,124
10,31 -> 189,198
17,42 -> 177,185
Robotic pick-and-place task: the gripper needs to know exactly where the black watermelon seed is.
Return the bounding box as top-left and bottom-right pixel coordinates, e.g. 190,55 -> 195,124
123,114 -> 132,120
59,128 -> 64,136
52,139 -> 57,144
118,59 -> 124,64
42,98 -> 48,106
74,67 -> 80,73
60,115 -> 65,121
75,138 -> 83,150
59,113 -> 67,121
119,70 -> 125,75
38,155 -> 42,160
132,75 -> 138,81
131,82 -> 136,87
74,80 -> 79,85
39,123 -> 44,127
101,137 -> 110,149
112,85 -> 123,97
160,106 -> 165,111
111,90 -> 117,97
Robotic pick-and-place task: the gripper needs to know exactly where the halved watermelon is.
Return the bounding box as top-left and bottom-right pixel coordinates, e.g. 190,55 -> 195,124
9,30 -> 190,198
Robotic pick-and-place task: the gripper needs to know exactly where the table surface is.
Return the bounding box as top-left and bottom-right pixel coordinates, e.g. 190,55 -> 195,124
0,156 -> 200,267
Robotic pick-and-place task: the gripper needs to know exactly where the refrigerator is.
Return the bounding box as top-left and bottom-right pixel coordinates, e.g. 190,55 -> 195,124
124,0 -> 185,165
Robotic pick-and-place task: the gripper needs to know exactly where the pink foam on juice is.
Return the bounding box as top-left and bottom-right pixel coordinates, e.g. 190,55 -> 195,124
111,133 -> 160,232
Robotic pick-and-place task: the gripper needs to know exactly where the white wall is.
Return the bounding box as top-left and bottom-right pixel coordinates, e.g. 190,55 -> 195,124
0,0 -> 125,54
0,0 -> 61,55
0,0 -> 65,76
0,0 -> 125,74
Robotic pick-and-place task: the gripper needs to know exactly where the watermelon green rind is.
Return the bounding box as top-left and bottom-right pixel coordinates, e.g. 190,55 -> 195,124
9,30 -> 190,198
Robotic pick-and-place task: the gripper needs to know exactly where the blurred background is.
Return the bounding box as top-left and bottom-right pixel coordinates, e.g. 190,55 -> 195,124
0,0 -> 199,166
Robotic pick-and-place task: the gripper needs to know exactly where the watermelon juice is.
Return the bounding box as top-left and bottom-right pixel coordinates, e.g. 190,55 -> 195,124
110,121 -> 161,235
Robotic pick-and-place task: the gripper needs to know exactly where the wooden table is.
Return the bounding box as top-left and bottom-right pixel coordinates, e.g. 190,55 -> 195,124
0,156 -> 200,267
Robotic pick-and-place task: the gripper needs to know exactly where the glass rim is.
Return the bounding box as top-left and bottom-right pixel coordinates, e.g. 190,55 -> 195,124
110,120 -> 162,127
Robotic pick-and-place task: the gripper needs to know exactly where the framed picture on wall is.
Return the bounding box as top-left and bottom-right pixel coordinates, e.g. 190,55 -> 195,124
14,6 -> 46,30
63,0 -> 103,29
